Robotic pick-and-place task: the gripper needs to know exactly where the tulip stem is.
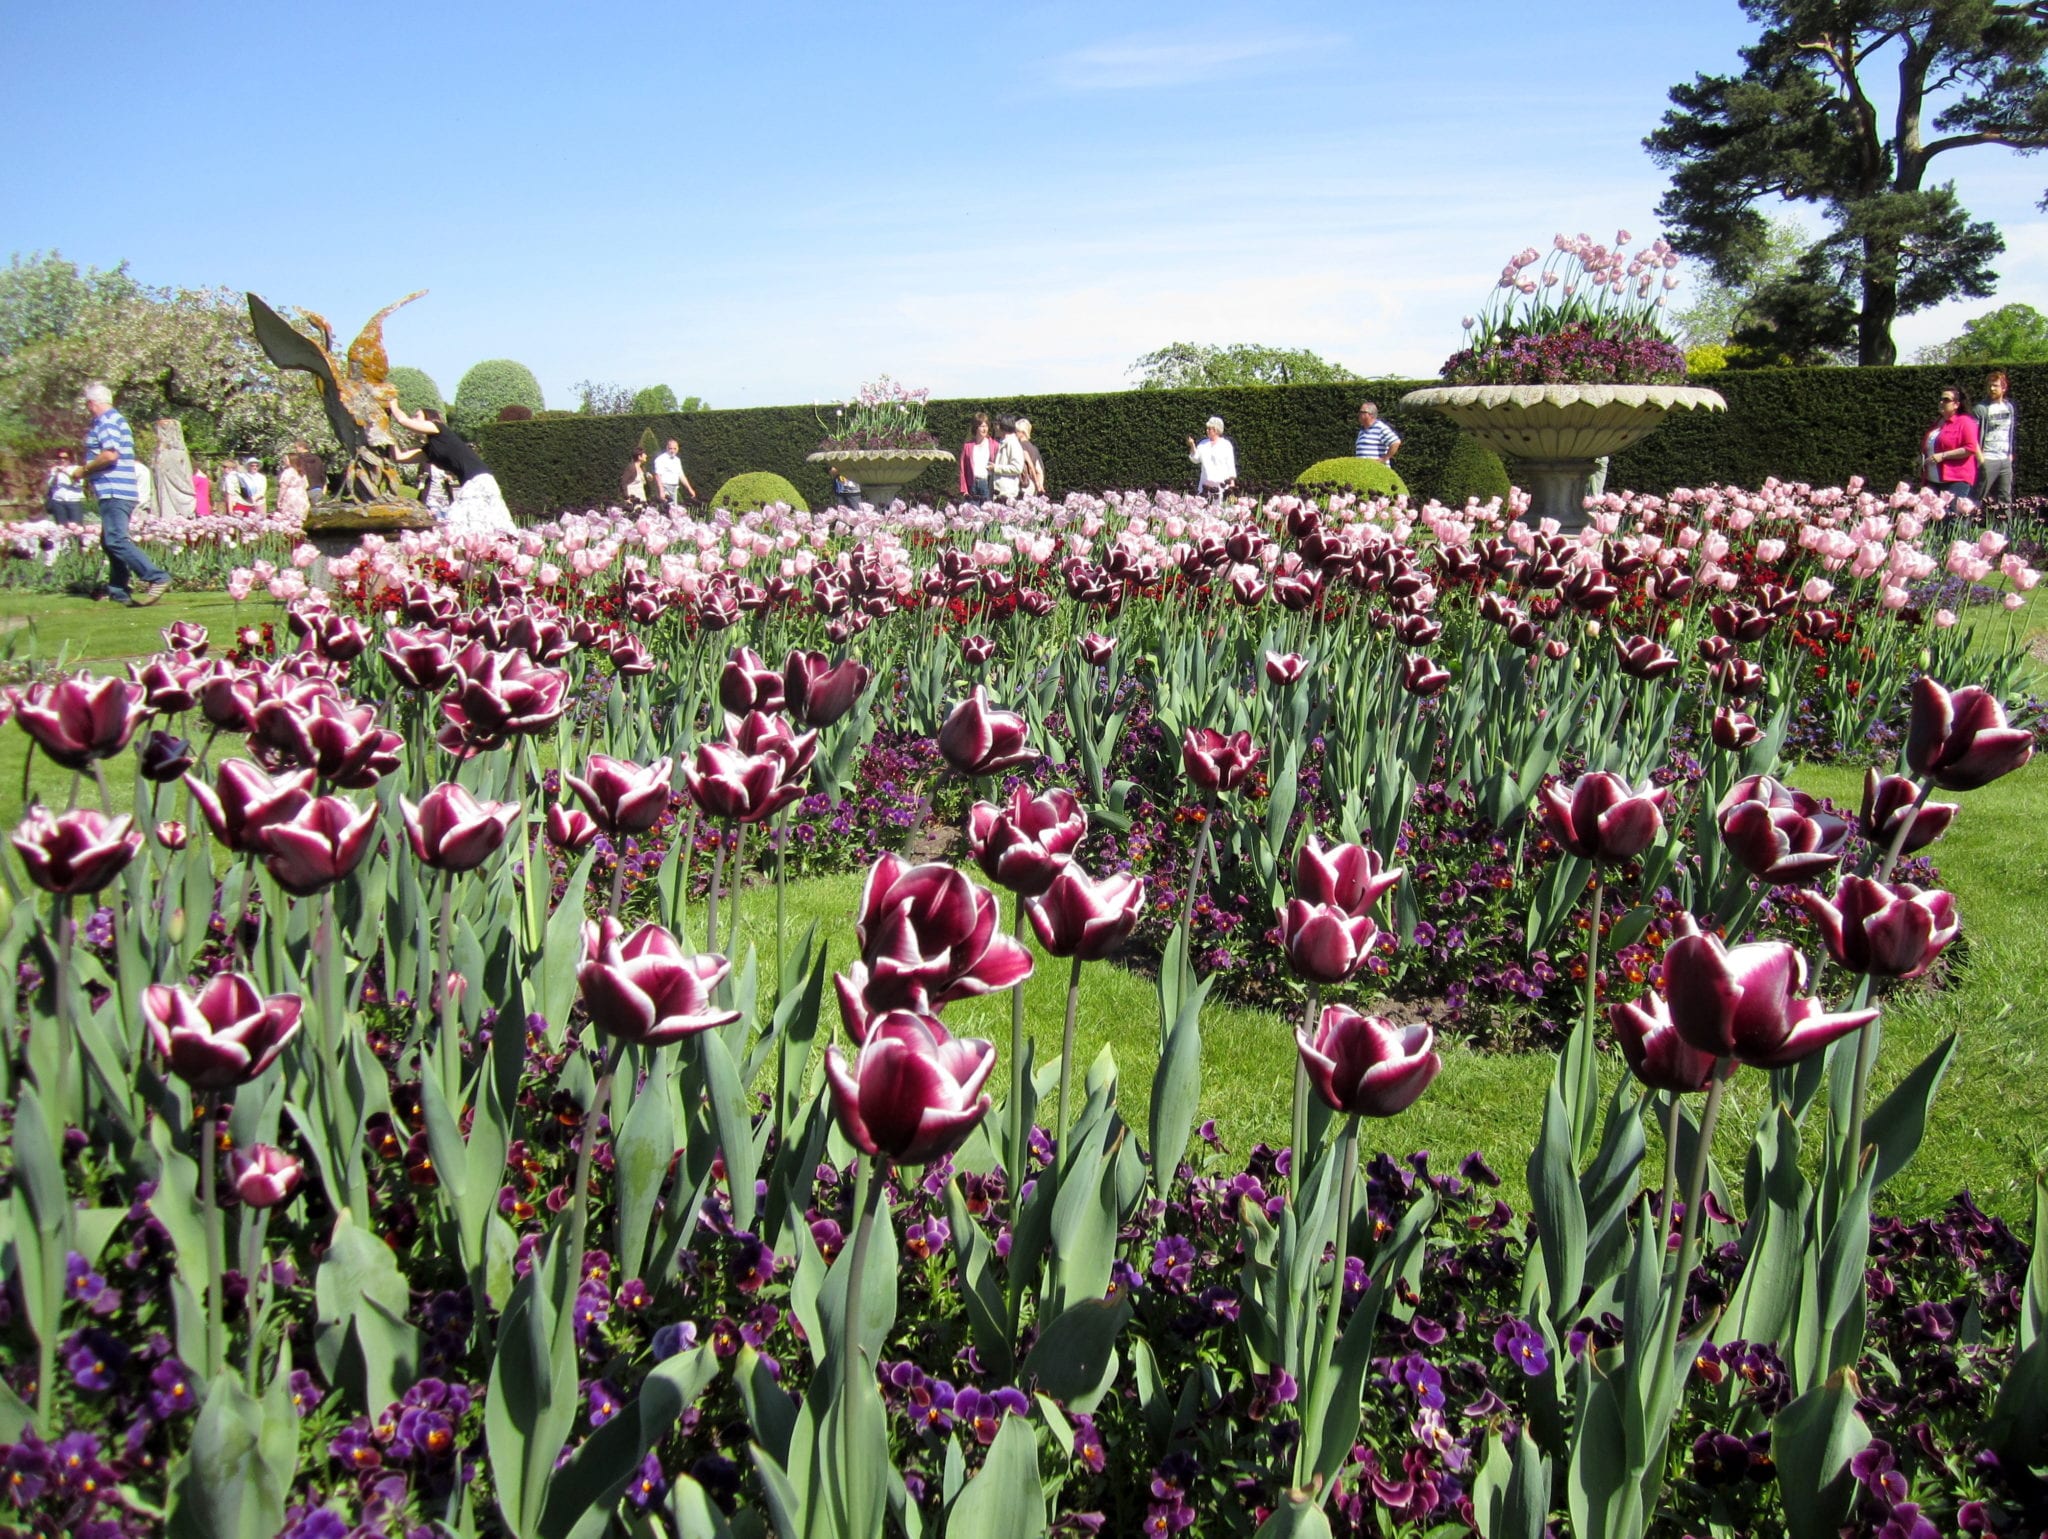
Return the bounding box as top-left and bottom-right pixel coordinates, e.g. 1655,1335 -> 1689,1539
1291,983 -> 1319,1192
567,1039 -> 624,1279
1658,1093 -> 1682,1246
1178,816 -> 1214,956
609,858 -> 627,920
1568,867 -> 1605,1160
1837,970 -> 1881,1205
726,824 -> 749,967
242,1208 -> 271,1395
1299,1114 -> 1360,1487
1008,897 -> 1031,1205
200,1102 -> 225,1379
1647,1065 -> 1729,1439
52,895 -> 77,1128
706,825 -> 728,953
1871,778 -> 1935,884
1054,954 -> 1083,1165
836,1156 -> 883,1539
773,804 -> 790,989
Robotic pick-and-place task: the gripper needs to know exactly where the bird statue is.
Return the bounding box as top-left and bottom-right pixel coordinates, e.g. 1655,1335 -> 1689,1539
246,291 -> 425,504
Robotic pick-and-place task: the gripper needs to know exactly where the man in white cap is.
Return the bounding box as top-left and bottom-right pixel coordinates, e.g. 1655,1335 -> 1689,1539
1186,416 -> 1236,500
227,455 -> 267,515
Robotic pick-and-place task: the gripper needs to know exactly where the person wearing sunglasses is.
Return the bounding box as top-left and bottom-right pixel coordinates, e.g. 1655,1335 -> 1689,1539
1921,385 -> 1981,500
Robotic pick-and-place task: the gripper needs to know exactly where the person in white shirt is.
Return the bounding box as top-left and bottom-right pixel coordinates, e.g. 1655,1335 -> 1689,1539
1973,371 -> 2018,508
652,439 -> 696,508
226,456 -> 266,515
1187,416 -> 1237,499
991,417 -> 1028,502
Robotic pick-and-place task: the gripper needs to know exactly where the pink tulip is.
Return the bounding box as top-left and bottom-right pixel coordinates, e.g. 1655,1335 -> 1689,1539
577,918 -> 741,1045
1797,876 -> 1958,980
12,807 -> 144,897
1293,837 -> 1402,918
1295,1004 -> 1440,1117
938,689 -> 1034,777
145,973 -> 303,1090
1661,926 -> 1877,1069
1278,900 -> 1380,984
402,783 -> 520,872
967,787 -> 1087,897
825,1010 -> 995,1165
230,1144 -> 304,1209
1025,866 -> 1146,960
1905,678 -> 2034,791
1538,772 -> 1671,862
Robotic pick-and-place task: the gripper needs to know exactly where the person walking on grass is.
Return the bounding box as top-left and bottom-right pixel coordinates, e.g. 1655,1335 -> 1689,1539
653,438 -> 696,509
1922,384 -> 1980,501
1974,371 -> 2018,510
70,383 -> 172,607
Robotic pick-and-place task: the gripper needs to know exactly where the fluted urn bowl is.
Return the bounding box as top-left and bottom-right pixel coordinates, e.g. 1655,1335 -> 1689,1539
1401,383 -> 1726,529
806,448 -> 957,510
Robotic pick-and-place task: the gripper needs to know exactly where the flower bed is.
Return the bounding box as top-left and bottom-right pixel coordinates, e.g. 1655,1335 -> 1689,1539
0,477 -> 2043,1539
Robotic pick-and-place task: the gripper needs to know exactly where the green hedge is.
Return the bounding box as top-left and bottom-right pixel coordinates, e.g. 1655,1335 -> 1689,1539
474,365 -> 2048,517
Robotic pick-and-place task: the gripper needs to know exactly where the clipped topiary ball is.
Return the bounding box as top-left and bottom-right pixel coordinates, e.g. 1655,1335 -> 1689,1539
1294,456 -> 1408,498
713,471 -> 808,513
387,366 -> 444,416
1433,435 -> 1512,508
453,359 -> 545,433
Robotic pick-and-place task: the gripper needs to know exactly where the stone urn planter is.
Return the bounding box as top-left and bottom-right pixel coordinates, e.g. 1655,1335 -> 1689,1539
805,447 -> 956,510
1400,383 -> 1726,529
301,501 -> 439,591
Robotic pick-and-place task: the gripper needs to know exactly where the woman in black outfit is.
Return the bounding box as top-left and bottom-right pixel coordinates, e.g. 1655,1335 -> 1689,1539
389,405 -> 517,534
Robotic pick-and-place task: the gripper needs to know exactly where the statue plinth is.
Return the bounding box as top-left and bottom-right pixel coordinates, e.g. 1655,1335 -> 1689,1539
302,500 -> 439,590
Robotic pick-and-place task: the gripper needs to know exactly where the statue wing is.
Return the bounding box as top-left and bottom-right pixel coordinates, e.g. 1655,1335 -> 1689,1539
345,290 -> 427,385
246,293 -> 361,458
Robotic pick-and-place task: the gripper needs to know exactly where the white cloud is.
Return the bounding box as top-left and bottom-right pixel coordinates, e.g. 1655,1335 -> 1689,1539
1047,31 -> 1336,91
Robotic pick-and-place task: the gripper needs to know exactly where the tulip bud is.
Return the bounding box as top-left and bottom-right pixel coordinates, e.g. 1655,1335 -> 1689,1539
1025,866 -> 1146,960
1182,728 -> 1261,794
1295,1004 -> 1440,1116
137,729 -> 197,783
1079,634 -> 1117,668
718,648 -> 785,716
13,806 -> 144,896
1905,677 -> 2034,792
1856,770 -> 1955,854
230,1144 -> 304,1209
825,1011 -> 994,1164
938,689 -> 1034,777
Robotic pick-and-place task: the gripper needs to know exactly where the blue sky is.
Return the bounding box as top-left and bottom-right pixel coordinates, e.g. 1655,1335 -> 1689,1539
4,0 -> 2044,409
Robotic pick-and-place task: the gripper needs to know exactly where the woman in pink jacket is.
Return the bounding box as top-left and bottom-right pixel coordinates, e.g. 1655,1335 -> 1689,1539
958,412 -> 995,501
1922,385 -> 1981,498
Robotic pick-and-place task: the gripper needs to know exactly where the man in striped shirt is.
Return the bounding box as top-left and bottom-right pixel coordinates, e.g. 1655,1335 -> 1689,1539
71,382 -> 173,606
1354,401 -> 1401,464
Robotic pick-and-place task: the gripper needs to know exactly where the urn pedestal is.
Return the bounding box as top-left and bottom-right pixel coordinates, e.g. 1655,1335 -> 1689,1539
806,448 -> 957,510
301,501 -> 439,591
1401,384 -> 1726,529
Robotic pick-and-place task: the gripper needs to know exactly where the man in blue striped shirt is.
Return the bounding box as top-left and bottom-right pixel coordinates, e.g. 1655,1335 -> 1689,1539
1353,401 -> 1401,464
71,382 -> 172,606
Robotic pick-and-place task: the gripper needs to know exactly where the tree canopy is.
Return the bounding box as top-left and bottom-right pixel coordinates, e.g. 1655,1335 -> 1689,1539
1918,300 -> 2048,362
1646,1 -> 2048,366
1128,342 -> 1361,389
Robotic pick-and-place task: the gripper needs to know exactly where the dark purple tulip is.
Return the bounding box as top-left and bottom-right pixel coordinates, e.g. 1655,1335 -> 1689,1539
1710,658 -> 1767,699
825,1010 -> 995,1165
1538,772 -> 1671,862
783,650 -> 870,729
938,689 -> 1034,777
13,807 -> 143,896
145,973 -> 303,1090
501,608 -> 575,664
1079,633 -> 1117,668
1796,876 -> 1959,980
1264,651 -> 1307,687
1401,653 -> 1452,696
577,918 -> 740,1046
1708,602 -> 1774,644
1278,900 -> 1380,984
138,730 -> 196,783
307,613 -> 371,663
842,854 -> 1034,1016
1710,707 -> 1761,753
566,754 -> 674,837
719,648 -> 785,716
1717,775 -> 1850,885
1025,867 -> 1146,960
1296,1004 -> 1440,1117
1661,927 -> 1877,1069
1294,837 -> 1402,918
187,760 -> 315,854
609,635 -> 656,677
1182,727 -> 1261,793
15,675 -> 151,770
128,657 -> 202,715
727,710 -> 819,781
196,668 -> 261,732
230,1145 -> 304,1209
1857,770 -> 1956,854
1395,613 -> 1443,647
1609,993 -> 1718,1093
959,634 -> 996,666
401,783 -> 520,872
682,741 -> 803,824
251,695 -> 403,788
697,586 -> 741,632
379,626 -> 460,691
968,787 -> 1086,897
1614,634 -> 1680,681
441,647 -> 570,744
546,802 -> 600,852
157,819 -> 188,850
1905,678 -> 2034,791
256,794 -> 378,897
